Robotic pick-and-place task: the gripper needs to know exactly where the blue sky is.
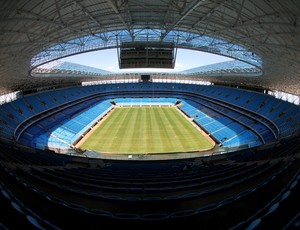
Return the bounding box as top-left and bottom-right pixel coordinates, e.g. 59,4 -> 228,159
62,48 -> 232,73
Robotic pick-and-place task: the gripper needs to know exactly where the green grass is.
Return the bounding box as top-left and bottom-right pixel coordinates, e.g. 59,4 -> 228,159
80,107 -> 215,154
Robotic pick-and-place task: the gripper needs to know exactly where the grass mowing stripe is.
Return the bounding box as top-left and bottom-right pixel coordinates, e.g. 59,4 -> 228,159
171,108 -> 209,148
135,108 -> 144,152
115,108 -> 138,152
170,109 -> 200,146
81,108 -> 127,151
103,108 -> 131,151
141,108 -> 149,152
155,108 -> 170,152
162,108 -> 201,151
120,108 -> 140,152
137,108 -> 142,152
149,107 -> 164,152
98,109 -> 125,143
159,108 -> 182,151
80,107 -> 215,153
124,108 -> 139,152
162,108 -> 187,150
157,108 -> 177,151
152,108 -> 166,152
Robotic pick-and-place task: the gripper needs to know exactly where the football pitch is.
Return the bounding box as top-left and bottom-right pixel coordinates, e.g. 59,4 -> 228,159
80,107 -> 215,154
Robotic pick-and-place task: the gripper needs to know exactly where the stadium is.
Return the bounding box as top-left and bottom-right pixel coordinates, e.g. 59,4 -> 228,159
0,0 -> 299,229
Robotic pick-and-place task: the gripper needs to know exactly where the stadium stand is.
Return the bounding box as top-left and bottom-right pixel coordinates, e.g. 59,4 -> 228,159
0,83 -> 299,152
1,0 -> 300,228
0,136 -> 299,228
0,82 -> 299,228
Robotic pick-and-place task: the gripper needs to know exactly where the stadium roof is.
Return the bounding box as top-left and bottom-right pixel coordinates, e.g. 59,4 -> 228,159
0,0 -> 299,95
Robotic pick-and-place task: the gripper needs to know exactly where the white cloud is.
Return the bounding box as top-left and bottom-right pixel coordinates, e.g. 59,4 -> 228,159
175,62 -> 184,68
